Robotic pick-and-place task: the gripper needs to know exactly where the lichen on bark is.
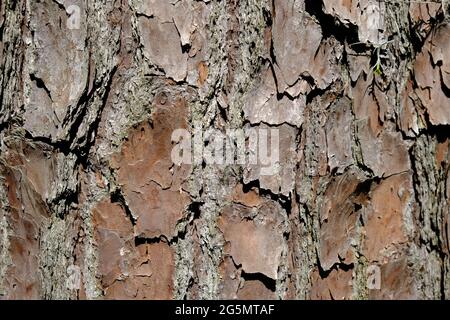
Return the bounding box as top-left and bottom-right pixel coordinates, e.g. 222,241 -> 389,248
1,0 -> 450,300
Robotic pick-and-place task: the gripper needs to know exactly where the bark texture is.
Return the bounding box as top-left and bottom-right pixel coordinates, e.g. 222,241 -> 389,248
1,0 -> 450,299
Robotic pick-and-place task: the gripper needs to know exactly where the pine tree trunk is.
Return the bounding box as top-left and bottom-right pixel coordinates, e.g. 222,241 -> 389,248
0,0 -> 449,299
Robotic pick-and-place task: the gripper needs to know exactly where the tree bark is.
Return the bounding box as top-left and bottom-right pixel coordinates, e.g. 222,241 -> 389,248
0,0 -> 449,299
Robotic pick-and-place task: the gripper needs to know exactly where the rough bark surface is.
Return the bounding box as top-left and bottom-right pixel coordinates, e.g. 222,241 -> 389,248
1,0 -> 450,299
